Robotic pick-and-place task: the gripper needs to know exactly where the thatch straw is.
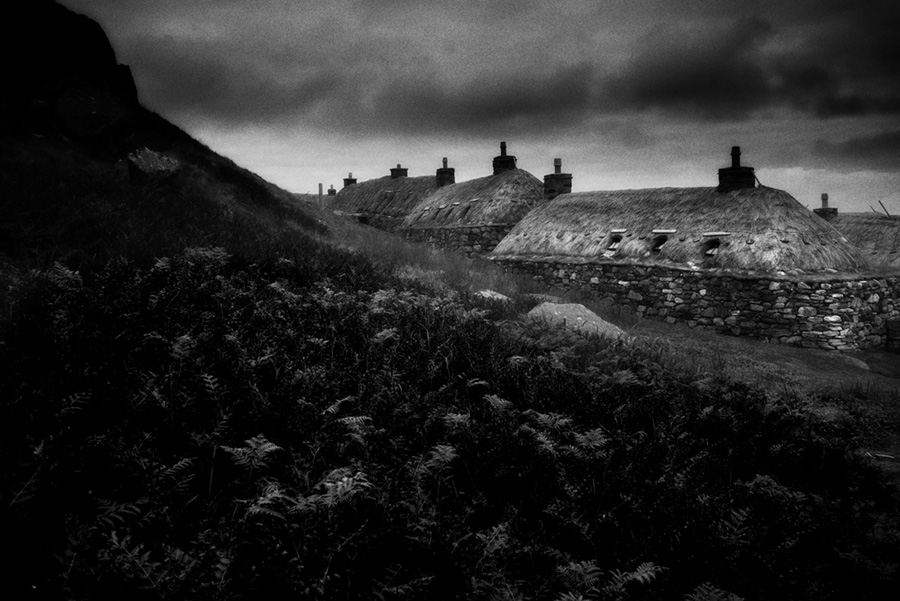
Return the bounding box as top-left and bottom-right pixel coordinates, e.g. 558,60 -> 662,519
491,186 -> 870,274
330,175 -> 439,218
402,169 -> 543,229
831,213 -> 900,271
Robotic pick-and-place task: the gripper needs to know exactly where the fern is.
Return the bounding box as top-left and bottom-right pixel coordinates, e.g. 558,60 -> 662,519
323,395 -> 356,416
415,444 -> 458,477
199,373 -> 219,401
558,560 -> 603,591
443,412 -> 471,428
485,394 -> 513,413
244,481 -> 292,521
60,392 -> 90,418
156,458 -> 194,495
574,428 -> 610,450
95,500 -> 143,531
684,582 -> 744,601
525,409 -> 572,431
718,508 -> 750,547
221,434 -> 281,471
599,562 -> 665,599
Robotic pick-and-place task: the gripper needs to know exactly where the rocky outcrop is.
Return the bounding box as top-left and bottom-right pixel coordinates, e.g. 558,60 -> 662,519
2,1 -> 138,138
127,148 -> 181,182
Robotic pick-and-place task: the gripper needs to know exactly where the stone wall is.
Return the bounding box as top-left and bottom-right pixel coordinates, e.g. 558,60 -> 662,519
402,225 -> 514,257
491,257 -> 900,351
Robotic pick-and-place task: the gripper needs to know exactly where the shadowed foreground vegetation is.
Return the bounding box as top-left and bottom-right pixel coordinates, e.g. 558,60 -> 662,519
2,241 -> 899,600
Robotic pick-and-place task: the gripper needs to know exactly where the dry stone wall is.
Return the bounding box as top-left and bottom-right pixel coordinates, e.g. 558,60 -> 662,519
402,225 -> 513,257
492,258 -> 900,351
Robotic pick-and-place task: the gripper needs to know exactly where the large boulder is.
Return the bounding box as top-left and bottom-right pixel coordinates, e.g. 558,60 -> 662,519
527,302 -> 628,341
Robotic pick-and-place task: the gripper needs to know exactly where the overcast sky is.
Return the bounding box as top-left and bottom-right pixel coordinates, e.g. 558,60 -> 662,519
63,0 -> 900,212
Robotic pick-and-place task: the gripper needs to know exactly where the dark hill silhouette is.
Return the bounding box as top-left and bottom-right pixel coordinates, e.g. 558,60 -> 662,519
0,1 -> 324,272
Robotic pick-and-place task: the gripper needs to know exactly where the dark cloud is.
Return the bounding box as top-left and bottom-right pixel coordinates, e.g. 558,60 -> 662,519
602,17 -> 775,119
126,35 -> 347,124
813,131 -> 900,171
62,0 -> 900,136
358,63 -> 599,135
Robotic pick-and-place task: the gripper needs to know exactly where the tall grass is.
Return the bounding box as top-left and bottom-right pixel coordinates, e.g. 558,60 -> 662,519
2,247 -> 898,599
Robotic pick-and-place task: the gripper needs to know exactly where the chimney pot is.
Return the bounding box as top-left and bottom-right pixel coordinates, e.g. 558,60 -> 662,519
718,146 -> 755,191
492,142 -> 517,174
436,158 -> 455,187
814,193 -> 837,220
544,159 -> 572,200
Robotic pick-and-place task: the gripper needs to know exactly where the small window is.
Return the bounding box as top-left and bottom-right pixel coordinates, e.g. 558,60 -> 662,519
607,234 -> 623,251
703,238 -> 720,257
603,234 -> 623,258
651,235 -> 668,253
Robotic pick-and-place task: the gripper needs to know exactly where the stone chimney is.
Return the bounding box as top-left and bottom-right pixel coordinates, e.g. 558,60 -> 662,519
492,141 -> 517,175
343,172 -> 357,187
543,158 -> 572,200
436,157 -> 455,187
390,164 -> 408,179
813,193 -> 838,221
327,185 -> 336,196
717,146 -> 756,191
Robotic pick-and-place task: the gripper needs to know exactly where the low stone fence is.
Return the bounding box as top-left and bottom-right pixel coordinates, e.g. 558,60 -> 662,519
402,225 -> 514,257
491,257 -> 900,351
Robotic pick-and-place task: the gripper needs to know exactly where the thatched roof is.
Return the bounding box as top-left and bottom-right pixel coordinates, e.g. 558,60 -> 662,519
402,168 -> 543,229
491,186 -> 870,274
830,213 -> 900,271
330,175 -> 439,218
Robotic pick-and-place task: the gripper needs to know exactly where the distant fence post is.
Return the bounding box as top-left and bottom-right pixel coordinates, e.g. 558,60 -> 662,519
318,183 -> 323,211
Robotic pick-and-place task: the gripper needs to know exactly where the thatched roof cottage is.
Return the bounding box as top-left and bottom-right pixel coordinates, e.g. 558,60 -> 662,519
489,148 -> 898,352
813,193 -> 900,272
493,147 -> 867,274
400,142 -> 545,255
329,160 -> 455,229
